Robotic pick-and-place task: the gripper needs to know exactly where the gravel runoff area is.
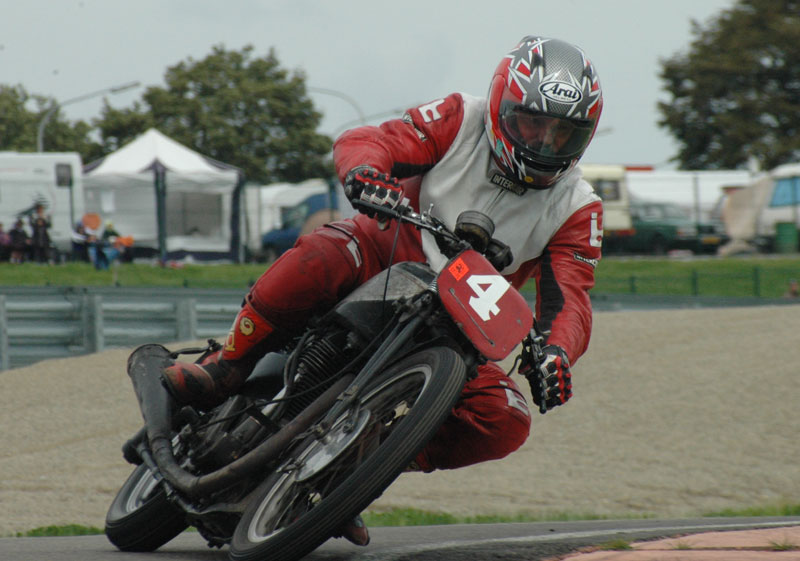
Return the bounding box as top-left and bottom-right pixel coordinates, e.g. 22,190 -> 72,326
1,305 -> 799,535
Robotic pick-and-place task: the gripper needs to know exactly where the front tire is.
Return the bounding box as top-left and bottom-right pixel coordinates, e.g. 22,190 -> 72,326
105,464 -> 188,551
229,346 -> 466,561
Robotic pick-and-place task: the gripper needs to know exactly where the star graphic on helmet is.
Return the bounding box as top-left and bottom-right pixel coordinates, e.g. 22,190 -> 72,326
505,36 -> 549,77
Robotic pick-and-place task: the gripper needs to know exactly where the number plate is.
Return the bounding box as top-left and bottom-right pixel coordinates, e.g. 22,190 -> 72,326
437,249 -> 532,361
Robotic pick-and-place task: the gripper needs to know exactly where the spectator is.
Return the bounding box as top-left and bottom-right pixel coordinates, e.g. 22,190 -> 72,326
9,219 -> 29,264
0,222 -> 11,262
28,203 -> 52,263
71,222 -> 90,262
101,220 -> 134,264
88,231 -> 110,270
90,220 -> 133,270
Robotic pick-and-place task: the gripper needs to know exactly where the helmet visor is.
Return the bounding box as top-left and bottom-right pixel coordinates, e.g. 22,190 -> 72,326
499,103 -> 594,161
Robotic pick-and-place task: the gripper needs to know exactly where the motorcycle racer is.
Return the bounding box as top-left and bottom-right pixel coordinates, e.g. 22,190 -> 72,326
161,35 -> 604,545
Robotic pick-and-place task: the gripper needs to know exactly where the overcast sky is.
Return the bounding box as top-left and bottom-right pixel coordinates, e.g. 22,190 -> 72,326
2,0 -> 736,168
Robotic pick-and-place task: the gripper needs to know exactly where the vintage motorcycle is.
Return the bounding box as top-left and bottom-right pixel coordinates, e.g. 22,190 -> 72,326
105,201 -> 550,561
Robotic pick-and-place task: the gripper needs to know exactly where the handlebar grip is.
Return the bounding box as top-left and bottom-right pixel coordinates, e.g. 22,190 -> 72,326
351,199 -> 407,220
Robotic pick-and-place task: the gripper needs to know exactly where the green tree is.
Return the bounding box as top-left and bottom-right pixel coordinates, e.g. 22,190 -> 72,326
95,45 -> 333,183
94,101 -> 154,153
0,85 -> 102,158
658,0 -> 800,170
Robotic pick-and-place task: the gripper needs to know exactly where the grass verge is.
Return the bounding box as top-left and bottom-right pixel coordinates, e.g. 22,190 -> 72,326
14,502 -> 800,537
3,255 -> 800,298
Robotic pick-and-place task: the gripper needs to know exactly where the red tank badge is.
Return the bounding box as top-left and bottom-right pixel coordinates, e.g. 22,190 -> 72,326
448,257 -> 469,281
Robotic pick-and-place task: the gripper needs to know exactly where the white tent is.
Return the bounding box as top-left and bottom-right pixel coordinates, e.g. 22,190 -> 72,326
83,128 -> 244,261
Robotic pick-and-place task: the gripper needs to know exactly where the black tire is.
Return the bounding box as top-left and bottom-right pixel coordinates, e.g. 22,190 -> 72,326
651,234 -> 668,255
105,464 -> 189,551
229,346 -> 466,561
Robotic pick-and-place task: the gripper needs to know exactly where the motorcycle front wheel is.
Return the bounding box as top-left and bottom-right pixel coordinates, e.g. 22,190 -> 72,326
229,346 -> 467,561
105,463 -> 189,551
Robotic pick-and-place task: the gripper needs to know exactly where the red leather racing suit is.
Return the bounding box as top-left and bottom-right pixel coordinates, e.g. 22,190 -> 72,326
248,92 -> 603,470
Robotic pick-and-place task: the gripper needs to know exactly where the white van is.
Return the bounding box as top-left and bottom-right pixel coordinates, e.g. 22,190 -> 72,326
579,164 -> 634,249
0,152 -> 84,258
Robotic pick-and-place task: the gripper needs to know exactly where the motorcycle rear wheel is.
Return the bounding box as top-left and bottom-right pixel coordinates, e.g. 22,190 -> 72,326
105,463 -> 189,551
229,346 -> 466,561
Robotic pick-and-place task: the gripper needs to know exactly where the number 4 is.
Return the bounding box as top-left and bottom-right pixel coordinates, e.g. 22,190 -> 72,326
467,274 -> 510,321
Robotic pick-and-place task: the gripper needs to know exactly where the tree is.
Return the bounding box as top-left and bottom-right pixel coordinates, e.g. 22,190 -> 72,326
95,45 -> 333,183
658,0 -> 800,170
94,101 -> 154,153
0,85 -> 102,159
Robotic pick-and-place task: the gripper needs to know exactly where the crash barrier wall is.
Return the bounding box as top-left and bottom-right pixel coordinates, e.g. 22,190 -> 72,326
0,286 -> 245,371
1,286 -> 797,372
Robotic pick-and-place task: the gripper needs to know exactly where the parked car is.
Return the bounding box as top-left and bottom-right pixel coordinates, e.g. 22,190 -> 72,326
259,192 -> 339,262
609,199 -> 728,255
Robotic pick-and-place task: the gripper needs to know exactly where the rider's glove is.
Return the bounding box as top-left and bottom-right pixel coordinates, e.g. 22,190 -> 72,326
521,344 -> 572,411
344,167 -> 404,227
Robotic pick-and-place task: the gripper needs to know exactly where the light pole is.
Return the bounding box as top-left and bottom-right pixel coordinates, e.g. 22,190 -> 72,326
307,86 -> 366,127
307,87 -> 370,222
36,80 -> 141,152
332,107 -> 411,137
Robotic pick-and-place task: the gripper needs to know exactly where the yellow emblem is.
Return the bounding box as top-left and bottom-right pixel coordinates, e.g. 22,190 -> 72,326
239,317 -> 255,336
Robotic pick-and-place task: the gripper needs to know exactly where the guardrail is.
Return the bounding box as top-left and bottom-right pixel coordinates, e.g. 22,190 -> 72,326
0,287 -> 244,371
2,285 -> 796,372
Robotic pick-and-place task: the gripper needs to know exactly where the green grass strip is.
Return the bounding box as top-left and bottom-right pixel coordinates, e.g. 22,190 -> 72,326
17,524 -> 104,537
12,504 -> 800,537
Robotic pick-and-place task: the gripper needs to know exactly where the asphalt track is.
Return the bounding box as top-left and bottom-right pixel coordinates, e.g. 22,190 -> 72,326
2,517 -> 799,561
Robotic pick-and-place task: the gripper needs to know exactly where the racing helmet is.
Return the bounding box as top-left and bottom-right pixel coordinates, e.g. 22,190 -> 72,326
485,36 -> 603,189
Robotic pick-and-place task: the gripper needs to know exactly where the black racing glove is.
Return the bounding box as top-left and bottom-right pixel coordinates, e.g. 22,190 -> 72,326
344,166 -> 403,226
520,344 -> 573,412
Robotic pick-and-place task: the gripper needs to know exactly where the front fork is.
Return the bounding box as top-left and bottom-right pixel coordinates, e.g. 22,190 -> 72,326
315,291 -> 437,436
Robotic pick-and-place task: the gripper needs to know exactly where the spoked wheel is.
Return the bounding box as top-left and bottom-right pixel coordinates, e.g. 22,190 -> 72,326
105,463 -> 189,551
229,346 -> 466,561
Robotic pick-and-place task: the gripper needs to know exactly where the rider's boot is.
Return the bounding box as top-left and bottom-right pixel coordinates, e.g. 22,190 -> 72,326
336,514 -> 370,546
162,297 -> 276,407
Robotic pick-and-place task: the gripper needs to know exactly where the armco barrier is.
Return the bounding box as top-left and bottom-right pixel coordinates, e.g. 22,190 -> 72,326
0,286 -> 244,371
2,286 -> 796,372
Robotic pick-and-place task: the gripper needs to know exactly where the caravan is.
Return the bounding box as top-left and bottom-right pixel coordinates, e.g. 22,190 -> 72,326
579,164 -> 634,250
721,163 -> 800,253
0,152 -> 84,260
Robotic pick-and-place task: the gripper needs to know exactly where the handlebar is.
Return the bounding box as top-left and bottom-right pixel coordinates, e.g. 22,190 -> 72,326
351,200 -> 468,257
351,200 -> 517,272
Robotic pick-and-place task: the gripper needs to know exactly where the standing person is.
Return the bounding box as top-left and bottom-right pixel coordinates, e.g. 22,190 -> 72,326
71,222 -> 91,262
28,203 -> 52,263
160,36 -> 604,544
0,222 -> 11,262
9,219 -> 30,264
101,220 -> 124,264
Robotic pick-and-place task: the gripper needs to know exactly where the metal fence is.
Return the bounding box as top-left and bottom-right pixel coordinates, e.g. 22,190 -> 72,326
0,286 -> 245,371
1,285 -> 796,372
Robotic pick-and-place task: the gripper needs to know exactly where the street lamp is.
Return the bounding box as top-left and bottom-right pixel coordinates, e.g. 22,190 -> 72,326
307,86 -> 367,128
36,80 -> 141,152
332,107 -> 412,136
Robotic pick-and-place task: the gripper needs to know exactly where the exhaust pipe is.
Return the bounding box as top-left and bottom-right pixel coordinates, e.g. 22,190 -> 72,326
127,344 -> 354,499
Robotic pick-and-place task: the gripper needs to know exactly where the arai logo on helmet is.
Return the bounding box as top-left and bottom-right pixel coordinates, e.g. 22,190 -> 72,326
539,81 -> 582,104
